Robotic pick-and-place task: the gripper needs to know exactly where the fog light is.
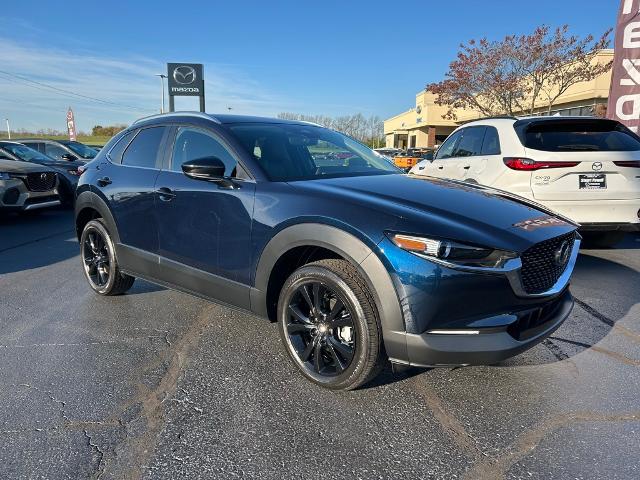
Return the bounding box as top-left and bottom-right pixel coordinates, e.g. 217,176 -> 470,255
2,187 -> 19,205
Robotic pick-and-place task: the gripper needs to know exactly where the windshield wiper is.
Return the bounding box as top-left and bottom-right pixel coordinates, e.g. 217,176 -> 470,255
556,144 -> 600,151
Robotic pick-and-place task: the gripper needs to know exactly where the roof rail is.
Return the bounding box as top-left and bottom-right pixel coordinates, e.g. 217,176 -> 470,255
132,111 -> 220,125
475,115 -> 518,121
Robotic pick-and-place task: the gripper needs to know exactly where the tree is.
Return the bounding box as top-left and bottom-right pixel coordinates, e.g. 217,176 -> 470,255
92,124 -> 127,137
277,112 -> 384,146
427,25 -> 613,119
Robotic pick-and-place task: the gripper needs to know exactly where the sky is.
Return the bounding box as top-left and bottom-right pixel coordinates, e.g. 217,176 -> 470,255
0,0 -> 619,133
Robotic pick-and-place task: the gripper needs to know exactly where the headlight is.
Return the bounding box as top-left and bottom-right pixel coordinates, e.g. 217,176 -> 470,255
0,172 -> 11,180
389,233 -> 517,269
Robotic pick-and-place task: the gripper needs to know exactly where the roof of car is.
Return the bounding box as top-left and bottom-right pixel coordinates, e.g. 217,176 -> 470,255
464,115 -> 604,126
12,138 -> 58,143
132,111 -> 320,127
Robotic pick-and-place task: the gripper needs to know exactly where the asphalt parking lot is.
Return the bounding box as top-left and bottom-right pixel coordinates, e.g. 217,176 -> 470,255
1,209 -> 639,479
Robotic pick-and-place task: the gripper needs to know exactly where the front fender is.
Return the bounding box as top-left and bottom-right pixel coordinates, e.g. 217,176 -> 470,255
251,223 -> 408,363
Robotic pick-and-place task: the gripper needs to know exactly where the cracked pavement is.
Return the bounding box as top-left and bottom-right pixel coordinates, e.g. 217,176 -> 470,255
1,209 -> 639,479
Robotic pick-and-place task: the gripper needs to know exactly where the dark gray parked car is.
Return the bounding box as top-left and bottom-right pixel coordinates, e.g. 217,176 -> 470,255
15,139 -> 98,162
0,141 -> 82,206
0,159 -> 60,213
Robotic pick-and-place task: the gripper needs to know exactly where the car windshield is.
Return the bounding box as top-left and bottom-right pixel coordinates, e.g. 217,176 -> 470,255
64,141 -> 97,158
516,119 -> 640,152
229,123 -> 400,181
1,143 -> 51,162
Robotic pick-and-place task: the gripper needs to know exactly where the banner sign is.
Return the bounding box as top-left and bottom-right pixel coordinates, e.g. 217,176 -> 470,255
66,107 -> 77,141
167,63 -> 205,112
608,0 -> 640,132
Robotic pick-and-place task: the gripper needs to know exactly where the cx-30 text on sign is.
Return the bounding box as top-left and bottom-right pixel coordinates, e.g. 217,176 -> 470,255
167,63 -> 205,112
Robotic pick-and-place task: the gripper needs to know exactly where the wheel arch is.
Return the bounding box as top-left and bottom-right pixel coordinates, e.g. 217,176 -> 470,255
75,190 -> 120,243
251,223 -> 408,363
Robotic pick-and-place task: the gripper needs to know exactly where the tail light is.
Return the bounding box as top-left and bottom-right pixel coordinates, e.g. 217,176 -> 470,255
503,157 -> 580,171
613,161 -> 640,167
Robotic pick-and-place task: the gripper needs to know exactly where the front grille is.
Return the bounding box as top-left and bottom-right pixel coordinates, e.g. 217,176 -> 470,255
520,231 -> 576,294
24,172 -> 57,192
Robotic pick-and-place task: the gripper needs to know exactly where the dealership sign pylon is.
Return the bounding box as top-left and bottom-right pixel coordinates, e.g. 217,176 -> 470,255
167,63 -> 205,112
608,0 -> 640,132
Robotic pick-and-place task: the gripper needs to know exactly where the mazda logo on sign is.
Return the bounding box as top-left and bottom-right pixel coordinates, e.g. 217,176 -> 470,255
592,162 -> 602,171
173,66 -> 196,85
554,240 -> 572,268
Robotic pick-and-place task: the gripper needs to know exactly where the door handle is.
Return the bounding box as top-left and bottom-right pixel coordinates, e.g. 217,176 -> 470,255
97,176 -> 112,187
156,187 -> 176,201
463,166 -> 470,170
437,166 -> 444,170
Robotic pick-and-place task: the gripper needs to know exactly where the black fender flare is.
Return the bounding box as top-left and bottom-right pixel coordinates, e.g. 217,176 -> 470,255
74,190 -> 121,243
251,223 -> 408,363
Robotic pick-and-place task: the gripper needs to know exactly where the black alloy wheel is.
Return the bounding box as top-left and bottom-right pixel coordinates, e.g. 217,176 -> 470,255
80,219 -> 135,295
83,229 -> 110,288
278,259 -> 383,390
286,280 -> 356,376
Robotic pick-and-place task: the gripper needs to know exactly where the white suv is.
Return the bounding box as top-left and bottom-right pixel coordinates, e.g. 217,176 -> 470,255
410,116 -> 640,247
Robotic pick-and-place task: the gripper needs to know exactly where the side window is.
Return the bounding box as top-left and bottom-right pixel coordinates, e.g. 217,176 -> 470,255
121,127 -> 166,169
453,127 -> 486,157
481,126 -> 501,155
435,130 -> 463,160
44,144 -> 68,160
107,130 -> 136,164
171,127 -> 237,177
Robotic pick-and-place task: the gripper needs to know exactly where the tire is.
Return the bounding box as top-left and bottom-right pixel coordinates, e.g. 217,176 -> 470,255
581,231 -> 625,249
80,219 -> 135,295
277,259 -> 384,390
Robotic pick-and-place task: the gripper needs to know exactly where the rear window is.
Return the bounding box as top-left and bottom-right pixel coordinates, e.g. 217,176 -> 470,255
515,119 -> 640,152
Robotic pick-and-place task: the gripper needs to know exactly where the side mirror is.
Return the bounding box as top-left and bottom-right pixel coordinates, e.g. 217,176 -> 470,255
182,156 -> 226,180
61,153 -> 78,161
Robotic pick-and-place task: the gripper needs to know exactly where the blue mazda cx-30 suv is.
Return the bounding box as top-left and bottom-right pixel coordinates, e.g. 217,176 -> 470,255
75,112 -> 580,390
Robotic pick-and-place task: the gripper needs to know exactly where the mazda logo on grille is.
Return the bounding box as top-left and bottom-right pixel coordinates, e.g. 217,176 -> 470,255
40,173 -> 48,181
592,162 -> 602,171
173,66 -> 196,85
554,240 -> 572,267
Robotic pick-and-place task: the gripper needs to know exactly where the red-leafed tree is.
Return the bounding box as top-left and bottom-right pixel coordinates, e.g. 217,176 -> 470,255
428,25 -> 613,120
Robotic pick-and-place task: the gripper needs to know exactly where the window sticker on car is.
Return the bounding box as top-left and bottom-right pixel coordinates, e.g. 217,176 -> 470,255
513,215 -> 570,231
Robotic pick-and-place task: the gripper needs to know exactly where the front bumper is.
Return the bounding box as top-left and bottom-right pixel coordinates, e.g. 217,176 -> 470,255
377,233 -> 579,367
0,178 -> 61,212
400,289 -> 573,367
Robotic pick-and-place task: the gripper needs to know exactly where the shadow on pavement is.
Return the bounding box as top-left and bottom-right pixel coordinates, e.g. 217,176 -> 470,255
0,209 -> 79,275
495,241 -> 640,368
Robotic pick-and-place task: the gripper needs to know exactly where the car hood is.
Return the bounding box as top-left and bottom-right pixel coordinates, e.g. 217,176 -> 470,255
288,174 -> 577,252
0,159 -> 54,174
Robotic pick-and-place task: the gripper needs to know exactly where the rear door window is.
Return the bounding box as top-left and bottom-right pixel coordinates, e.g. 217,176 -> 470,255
121,127 -> 166,169
452,127 -> 486,157
481,126 -> 501,155
516,119 -> 640,152
107,130 -> 136,164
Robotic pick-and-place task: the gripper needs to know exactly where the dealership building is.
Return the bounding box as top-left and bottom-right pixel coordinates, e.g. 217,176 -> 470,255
384,50 -> 614,150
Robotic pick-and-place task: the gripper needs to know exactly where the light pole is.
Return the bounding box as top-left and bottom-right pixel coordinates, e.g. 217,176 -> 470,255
5,118 -> 10,139
155,74 -> 167,113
